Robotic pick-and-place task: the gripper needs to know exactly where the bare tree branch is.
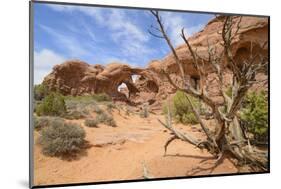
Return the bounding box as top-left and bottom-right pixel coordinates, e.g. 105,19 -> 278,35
164,136 -> 177,155
183,93 -> 215,143
149,13 -> 268,171
147,29 -> 165,39
158,118 -> 200,146
150,10 -> 186,83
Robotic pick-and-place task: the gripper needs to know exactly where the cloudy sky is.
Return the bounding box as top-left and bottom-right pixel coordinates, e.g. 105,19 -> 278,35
33,3 -> 213,84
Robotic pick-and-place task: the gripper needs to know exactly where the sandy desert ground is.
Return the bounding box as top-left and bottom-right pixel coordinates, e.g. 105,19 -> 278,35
34,107 -> 243,186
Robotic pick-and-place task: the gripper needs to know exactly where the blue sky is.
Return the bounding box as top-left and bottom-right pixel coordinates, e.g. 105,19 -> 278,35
33,3 -> 213,84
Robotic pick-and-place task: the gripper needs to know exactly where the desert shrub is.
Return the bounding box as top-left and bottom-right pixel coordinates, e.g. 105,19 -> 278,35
125,105 -> 133,116
92,93 -> 111,102
240,91 -> 268,142
94,105 -> 103,114
84,119 -> 99,127
64,110 -> 86,120
34,100 -> 42,113
65,95 -> 104,116
34,116 -> 52,130
96,112 -> 116,127
106,102 -> 116,112
180,112 -> 198,125
34,116 -> 64,130
96,113 -> 107,123
163,91 -> 200,125
36,92 -> 66,116
65,96 -> 97,110
140,104 -> 149,118
34,84 -> 49,101
64,100 -> 79,110
38,119 -> 86,156
65,95 -> 97,104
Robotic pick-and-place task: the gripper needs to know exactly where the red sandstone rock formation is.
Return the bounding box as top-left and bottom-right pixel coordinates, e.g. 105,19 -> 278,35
42,16 -> 268,106
43,60 -> 160,105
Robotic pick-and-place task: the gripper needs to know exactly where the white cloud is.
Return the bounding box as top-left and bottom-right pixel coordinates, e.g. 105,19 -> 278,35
107,9 -> 148,43
105,9 -> 152,58
40,25 -> 90,57
185,24 -> 204,37
34,49 -> 65,84
80,20 -> 98,43
161,12 -> 205,46
47,5 -> 148,42
44,4 -> 207,67
47,4 -> 152,59
102,57 -> 129,64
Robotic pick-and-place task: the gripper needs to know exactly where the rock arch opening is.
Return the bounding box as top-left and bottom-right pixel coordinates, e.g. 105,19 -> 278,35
118,82 -> 129,98
131,74 -> 141,83
114,73 -> 160,105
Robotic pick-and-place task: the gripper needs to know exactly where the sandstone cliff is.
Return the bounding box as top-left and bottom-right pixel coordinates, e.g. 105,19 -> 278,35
42,16 -> 268,107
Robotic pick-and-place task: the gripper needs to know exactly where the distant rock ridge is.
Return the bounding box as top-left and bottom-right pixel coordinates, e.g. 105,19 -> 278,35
43,16 -> 268,107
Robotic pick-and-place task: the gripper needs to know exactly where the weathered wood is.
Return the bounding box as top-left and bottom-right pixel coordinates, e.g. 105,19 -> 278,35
150,11 -> 268,171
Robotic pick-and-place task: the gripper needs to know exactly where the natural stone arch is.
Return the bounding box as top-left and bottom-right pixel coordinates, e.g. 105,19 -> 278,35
117,82 -> 129,98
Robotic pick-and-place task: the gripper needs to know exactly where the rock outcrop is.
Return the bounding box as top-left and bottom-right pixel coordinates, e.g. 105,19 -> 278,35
43,60 -> 160,105
42,16 -> 268,107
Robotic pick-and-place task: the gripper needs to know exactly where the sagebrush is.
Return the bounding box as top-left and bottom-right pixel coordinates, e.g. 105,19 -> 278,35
38,119 -> 86,156
84,119 -> 99,127
34,116 -> 53,130
64,110 -> 86,120
96,112 -> 116,127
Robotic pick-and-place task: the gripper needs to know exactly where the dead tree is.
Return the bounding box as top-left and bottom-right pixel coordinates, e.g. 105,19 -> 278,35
149,11 -> 268,171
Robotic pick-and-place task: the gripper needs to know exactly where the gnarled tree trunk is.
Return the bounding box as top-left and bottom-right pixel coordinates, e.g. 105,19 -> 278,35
149,11 -> 268,171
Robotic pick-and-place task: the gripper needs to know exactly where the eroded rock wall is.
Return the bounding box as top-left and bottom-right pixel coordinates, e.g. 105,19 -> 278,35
42,16 -> 268,107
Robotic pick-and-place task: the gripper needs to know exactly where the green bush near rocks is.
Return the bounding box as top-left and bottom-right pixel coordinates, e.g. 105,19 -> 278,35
240,91 -> 268,143
36,93 -> 66,116
34,84 -> 49,101
163,91 -> 200,125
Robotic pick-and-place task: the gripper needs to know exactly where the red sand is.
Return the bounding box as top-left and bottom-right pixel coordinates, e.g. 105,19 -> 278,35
34,110 -> 240,186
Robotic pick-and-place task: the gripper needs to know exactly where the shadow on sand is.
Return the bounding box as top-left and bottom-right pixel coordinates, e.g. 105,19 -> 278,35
165,153 -> 230,176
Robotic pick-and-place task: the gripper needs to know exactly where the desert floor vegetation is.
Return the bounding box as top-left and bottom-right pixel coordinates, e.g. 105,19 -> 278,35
33,88 -> 268,185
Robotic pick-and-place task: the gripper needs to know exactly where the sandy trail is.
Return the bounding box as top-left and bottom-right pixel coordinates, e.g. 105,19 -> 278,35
34,110 -> 239,186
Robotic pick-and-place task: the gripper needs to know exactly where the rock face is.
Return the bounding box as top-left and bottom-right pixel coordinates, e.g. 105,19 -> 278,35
43,60 -> 160,105
42,16 -> 268,107
149,16 -> 268,103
